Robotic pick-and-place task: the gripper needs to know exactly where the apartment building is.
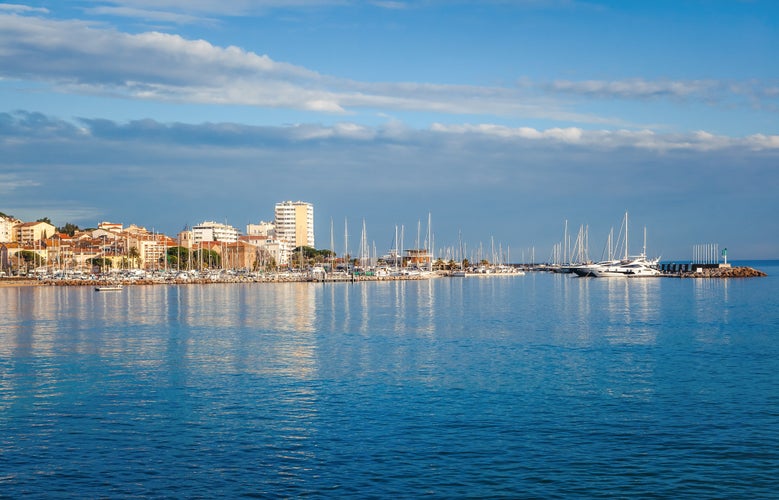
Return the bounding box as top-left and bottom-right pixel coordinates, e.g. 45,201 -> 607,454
0,216 -> 21,243
16,221 -> 56,245
192,221 -> 240,244
246,221 -> 275,238
274,201 -> 314,249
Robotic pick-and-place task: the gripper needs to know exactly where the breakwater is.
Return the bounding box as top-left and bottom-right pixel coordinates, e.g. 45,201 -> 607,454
676,266 -> 766,278
658,264 -> 766,278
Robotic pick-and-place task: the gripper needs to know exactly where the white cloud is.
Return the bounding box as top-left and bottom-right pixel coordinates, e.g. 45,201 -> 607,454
542,78 -> 779,110
84,0 -> 348,18
0,174 -> 39,194
2,111 -> 777,258
84,6 -> 209,25
546,78 -> 720,99
430,123 -> 779,152
0,4 -> 49,14
0,13 -> 608,123
0,12 -> 776,129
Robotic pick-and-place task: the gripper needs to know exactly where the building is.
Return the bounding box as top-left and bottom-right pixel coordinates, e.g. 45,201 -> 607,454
0,215 -> 21,243
177,229 -> 195,249
192,221 -> 240,244
274,201 -> 314,249
246,221 -> 275,238
98,221 -> 123,233
16,221 -> 56,245
239,235 -> 286,268
138,236 -> 174,270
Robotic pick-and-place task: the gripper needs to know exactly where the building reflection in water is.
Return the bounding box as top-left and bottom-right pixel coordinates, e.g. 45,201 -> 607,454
691,278 -> 731,345
603,277 -> 660,346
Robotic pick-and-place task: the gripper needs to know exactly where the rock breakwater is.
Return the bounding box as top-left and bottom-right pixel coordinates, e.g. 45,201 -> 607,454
680,266 -> 766,278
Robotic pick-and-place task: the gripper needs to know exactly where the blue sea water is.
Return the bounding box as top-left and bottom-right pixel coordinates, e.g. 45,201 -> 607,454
1,262 -> 778,498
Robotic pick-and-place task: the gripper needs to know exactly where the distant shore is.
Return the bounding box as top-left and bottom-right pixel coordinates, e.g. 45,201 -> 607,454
0,265 -> 767,288
0,274 -> 437,287
0,278 -> 40,287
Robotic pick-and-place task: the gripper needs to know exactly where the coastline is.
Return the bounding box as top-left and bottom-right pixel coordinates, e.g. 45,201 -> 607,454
0,265 -> 767,287
0,273 -> 441,287
0,278 -> 41,287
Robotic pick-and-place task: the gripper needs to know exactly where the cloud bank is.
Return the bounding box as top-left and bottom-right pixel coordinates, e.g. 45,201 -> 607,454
1,12 -> 776,125
2,111 -> 777,258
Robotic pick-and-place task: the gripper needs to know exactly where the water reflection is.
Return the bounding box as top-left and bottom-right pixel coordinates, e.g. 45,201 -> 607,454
603,278 -> 660,346
0,275 -> 747,411
691,278 -> 732,345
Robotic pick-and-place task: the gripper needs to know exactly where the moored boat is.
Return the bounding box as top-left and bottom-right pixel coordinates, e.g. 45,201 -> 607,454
95,285 -> 123,291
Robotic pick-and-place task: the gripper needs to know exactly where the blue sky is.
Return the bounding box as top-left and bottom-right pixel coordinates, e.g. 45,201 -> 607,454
1,0 -> 778,260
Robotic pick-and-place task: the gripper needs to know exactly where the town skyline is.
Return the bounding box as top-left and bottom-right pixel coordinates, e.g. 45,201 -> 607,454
0,205 -> 761,265
1,1 -> 778,259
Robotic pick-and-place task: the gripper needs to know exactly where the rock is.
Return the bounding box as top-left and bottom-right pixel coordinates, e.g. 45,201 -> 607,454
680,266 -> 766,278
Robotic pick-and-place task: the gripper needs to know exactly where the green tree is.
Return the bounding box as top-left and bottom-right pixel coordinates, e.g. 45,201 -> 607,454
17,250 -> 44,271
36,217 -> 52,224
128,246 -> 141,269
57,222 -> 80,236
166,246 -> 189,269
88,257 -> 112,270
192,248 -> 220,269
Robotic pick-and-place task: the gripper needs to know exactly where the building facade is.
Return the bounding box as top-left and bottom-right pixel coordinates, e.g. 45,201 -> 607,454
274,201 -> 314,249
16,221 -> 56,245
192,221 -> 240,244
246,221 -> 275,238
0,216 -> 21,243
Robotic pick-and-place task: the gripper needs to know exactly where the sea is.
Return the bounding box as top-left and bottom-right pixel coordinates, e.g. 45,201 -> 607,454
2,261 -> 778,498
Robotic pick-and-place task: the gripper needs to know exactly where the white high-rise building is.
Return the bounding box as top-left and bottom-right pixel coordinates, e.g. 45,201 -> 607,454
192,221 -> 240,244
274,201 -> 314,249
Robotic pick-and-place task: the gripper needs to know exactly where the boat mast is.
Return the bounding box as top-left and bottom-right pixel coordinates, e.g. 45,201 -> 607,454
624,211 -> 629,261
427,212 -> 432,272
330,217 -> 334,271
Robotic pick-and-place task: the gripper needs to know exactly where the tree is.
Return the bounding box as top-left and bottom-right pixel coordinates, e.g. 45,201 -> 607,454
167,246 -> 189,269
88,257 -> 112,270
57,222 -> 80,236
253,248 -> 277,272
36,217 -> 52,224
17,250 -> 44,271
128,246 -> 140,269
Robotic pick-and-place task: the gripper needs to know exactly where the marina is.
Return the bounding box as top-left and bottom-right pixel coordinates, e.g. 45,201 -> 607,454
3,263 -> 778,498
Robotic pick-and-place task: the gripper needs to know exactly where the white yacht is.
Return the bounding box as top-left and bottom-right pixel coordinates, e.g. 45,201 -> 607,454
574,212 -> 660,278
587,256 -> 660,277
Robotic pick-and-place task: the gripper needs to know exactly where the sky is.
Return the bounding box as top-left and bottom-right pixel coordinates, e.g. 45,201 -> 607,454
1,0 -> 778,261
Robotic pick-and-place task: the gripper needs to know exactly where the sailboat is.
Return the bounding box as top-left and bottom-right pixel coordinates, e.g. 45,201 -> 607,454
574,212 -> 660,278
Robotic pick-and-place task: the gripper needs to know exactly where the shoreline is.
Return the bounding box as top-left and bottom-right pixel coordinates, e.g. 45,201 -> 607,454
0,265 -> 767,287
0,274 -> 439,287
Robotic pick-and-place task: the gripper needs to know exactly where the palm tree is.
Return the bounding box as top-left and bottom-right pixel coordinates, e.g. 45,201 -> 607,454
128,246 -> 140,269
